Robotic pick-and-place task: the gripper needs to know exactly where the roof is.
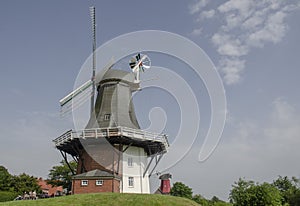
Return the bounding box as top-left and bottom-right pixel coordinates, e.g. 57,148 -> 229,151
72,169 -> 120,180
159,173 -> 172,180
37,178 -> 63,195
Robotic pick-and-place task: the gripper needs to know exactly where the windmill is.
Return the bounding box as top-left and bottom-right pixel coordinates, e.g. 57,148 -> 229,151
53,7 -> 169,194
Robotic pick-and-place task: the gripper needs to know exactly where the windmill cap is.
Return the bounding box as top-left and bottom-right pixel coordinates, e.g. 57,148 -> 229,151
98,69 -> 140,89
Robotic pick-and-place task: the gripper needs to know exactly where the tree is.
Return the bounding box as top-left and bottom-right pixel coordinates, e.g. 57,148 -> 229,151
0,191 -> 17,202
193,194 -> 231,206
230,178 -> 282,206
211,196 -> 222,203
0,166 -> 13,191
170,182 -> 193,199
210,196 -> 232,206
0,166 -> 40,195
229,178 -> 254,206
47,160 -> 77,192
11,173 -> 41,194
192,194 -> 210,206
289,189 -> 300,206
273,176 -> 300,206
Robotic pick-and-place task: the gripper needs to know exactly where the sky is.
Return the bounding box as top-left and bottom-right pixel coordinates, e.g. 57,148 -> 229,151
1,0 -> 300,201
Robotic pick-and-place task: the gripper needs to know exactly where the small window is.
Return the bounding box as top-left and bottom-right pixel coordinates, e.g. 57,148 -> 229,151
104,114 -> 111,121
128,177 -> 134,187
96,180 -> 103,186
128,157 -> 133,167
81,180 -> 88,186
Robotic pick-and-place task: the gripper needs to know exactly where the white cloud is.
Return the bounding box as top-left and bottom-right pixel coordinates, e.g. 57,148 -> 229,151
218,0 -> 255,30
270,98 -> 295,122
190,0 -> 300,85
218,0 -> 254,15
248,10 -> 288,47
212,33 -> 248,56
191,28 -> 203,36
219,57 -> 245,85
242,15 -> 264,30
189,0 -> 209,14
200,9 -> 215,19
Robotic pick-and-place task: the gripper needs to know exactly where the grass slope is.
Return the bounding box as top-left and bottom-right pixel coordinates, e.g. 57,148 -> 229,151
0,193 -> 199,206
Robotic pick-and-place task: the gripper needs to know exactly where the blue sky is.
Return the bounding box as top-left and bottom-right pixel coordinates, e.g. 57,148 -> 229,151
1,0 -> 300,200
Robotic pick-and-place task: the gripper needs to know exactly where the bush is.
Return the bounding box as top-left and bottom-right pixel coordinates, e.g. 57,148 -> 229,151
171,182 -> 193,199
230,178 -> 282,206
0,191 -> 17,202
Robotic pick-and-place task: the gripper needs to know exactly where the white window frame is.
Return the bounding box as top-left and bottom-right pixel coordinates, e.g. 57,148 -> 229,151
128,177 -> 134,187
95,180 -> 103,186
81,180 -> 88,186
128,157 -> 133,167
104,114 -> 111,121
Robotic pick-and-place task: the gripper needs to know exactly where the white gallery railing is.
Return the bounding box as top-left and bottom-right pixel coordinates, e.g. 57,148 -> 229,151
53,127 -> 169,150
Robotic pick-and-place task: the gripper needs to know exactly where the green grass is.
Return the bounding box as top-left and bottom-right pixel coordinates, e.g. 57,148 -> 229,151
0,193 -> 199,206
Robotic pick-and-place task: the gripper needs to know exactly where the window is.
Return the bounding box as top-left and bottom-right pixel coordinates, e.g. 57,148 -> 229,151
128,177 -> 134,187
96,180 -> 103,186
104,114 -> 110,121
81,180 -> 88,186
128,157 -> 133,167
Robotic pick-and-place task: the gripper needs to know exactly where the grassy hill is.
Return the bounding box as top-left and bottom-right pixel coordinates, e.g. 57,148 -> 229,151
0,193 -> 199,206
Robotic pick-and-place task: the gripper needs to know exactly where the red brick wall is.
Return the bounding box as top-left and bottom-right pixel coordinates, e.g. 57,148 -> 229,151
72,179 -> 120,194
77,145 -> 123,175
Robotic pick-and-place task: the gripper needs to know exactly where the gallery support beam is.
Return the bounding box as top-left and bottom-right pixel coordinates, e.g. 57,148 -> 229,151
60,150 -> 75,175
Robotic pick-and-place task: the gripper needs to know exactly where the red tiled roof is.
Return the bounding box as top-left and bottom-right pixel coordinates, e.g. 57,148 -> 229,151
37,178 -> 63,195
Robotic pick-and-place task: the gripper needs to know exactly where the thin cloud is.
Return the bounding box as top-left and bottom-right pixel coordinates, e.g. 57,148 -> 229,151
191,28 -> 203,36
230,98 -> 300,153
200,9 -> 215,20
189,0 -> 209,15
189,0 -> 300,85
162,98 -> 300,199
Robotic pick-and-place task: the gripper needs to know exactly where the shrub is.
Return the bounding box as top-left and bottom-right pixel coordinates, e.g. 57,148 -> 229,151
0,191 -> 17,202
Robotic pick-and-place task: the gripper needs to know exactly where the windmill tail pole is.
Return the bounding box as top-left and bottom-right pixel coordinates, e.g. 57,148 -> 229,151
89,6 -> 96,116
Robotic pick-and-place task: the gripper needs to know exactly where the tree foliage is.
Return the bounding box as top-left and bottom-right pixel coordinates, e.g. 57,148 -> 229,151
192,194 -> 210,205
0,191 -> 17,202
273,176 -> 300,206
229,178 -> 282,206
193,194 -> 231,206
11,173 -> 41,194
170,182 -> 193,199
0,166 -> 13,191
0,165 -> 40,196
47,160 -> 77,192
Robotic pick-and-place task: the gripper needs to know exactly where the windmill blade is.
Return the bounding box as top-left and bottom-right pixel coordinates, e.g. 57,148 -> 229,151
60,58 -> 114,108
60,85 -> 93,116
59,58 -> 115,116
59,80 -> 93,107
132,55 -> 148,72
142,65 -> 151,69
136,53 -> 141,61
129,58 -> 136,69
